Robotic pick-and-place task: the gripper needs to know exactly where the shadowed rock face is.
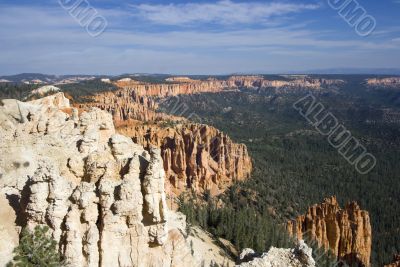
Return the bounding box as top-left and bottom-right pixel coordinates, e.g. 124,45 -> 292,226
287,196 -> 372,267
385,255 -> 400,267
0,93 -> 202,267
118,122 -> 252,196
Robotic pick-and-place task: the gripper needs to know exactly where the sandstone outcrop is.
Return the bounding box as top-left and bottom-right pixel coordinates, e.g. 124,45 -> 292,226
237,240 -> 316,267
118,122 -> 252,196
385,255 -> 400,267
0,93 -> 234,267
287,196 -> 372,267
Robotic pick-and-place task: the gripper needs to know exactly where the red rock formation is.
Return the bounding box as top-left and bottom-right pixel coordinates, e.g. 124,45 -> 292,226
76,89 -> 183,123
114,78 -> 229,98
118,122 -> 252,196
287,196 -> 372,267
385,255 -> 400,267
76,78 -> 254,196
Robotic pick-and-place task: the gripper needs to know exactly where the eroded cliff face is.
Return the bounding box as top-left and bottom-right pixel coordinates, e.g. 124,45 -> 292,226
113,76 -> 344,98
118,122 -> 252,196
76,78 -> 254,197
76,88 -> 180,123
114,78 -> 229,98
287,196 -> 372,267
0,93 -> 231,267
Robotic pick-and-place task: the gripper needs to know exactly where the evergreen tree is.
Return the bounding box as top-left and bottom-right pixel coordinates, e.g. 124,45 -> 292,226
7,225 -> 62,267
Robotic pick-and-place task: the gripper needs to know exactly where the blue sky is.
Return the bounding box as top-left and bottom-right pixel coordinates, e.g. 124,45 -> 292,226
0,0 -> 399,75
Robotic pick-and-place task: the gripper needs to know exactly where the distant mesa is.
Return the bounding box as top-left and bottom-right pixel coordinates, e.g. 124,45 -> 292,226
165,76 -> 199,83
366,77 -> 400,88
23,79 -> 45,85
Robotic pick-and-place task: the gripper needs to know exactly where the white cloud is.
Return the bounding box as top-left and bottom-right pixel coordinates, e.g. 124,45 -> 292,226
130,0 -> 320,25
0,4 -> 399,75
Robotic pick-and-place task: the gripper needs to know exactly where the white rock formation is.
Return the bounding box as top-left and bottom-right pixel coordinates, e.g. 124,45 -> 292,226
30,85 -> 60,97
237,240 -> 316,267
0,93 -> 232,267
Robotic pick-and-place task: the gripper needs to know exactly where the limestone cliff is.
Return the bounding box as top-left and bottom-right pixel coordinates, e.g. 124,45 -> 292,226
118,122 -> 252,196
287,196 -> 372,267
0,93 -> 234,267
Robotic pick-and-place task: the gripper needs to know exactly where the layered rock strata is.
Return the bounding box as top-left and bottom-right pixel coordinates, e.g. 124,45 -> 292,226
287,196 -> 372,267
76,88 -> 179,123
113,76 -> 344,98
118,122 -> 252,195
0,93 -> 224,266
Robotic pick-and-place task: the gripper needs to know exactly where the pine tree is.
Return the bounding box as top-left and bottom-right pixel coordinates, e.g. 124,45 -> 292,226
7,225 -> 62,267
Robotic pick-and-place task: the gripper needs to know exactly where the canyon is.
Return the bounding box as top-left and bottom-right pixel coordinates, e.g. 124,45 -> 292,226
0,92 -> 319,267
113,76 -> 345,98
287,196 -> 372,267
75,75 -> 344,196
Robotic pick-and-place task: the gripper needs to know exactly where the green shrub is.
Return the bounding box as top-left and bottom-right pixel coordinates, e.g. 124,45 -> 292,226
7,225 -> 62,267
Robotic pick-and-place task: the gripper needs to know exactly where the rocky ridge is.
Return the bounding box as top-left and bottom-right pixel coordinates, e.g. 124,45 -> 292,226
236,240 -> 316,267
287,196 -> 372,267
114,76 -> 345,98
0,93 -> 234,267
366,77 -> 400,88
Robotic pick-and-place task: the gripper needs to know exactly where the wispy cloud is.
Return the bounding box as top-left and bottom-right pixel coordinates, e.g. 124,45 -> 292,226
0,2 -> 399,75
130,0 -> 320,26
